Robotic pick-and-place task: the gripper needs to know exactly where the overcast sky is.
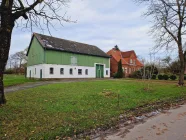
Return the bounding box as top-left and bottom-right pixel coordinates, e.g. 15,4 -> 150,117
11,0 -> 156,58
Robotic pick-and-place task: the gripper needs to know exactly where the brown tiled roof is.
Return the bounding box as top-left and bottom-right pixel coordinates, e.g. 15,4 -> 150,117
107,48 -> 143,66
27,33 -> 110,58
122,50 -> 136,58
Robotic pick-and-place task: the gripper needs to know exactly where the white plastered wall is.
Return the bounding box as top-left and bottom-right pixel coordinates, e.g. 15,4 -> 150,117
27,64 -> 110,79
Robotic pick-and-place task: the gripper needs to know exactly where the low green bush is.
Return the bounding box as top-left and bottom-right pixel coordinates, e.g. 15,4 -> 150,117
4,69 -> 14,74
170,75 -> 177,80
151,74 -> 156,79
129,71 -> 142,79
184,75 -> 186,80
158,74 -> 163,80
113,73 -> 118,78
163,74 -> 169,80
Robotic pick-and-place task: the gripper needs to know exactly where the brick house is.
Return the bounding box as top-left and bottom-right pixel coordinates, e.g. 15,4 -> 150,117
107,48 -> 143,77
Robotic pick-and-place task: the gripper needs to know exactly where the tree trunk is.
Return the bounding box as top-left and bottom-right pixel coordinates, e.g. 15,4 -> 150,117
178,45 -> 185,86
0,6 -> 14,104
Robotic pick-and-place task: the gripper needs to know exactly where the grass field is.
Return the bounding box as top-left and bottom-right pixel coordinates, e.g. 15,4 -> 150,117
4,74 -> 37,87
0,79 -> 186,139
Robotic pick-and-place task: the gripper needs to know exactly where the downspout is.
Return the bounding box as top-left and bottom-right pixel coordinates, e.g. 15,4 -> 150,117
44,46 -> 46,63
43,45 -> 46,79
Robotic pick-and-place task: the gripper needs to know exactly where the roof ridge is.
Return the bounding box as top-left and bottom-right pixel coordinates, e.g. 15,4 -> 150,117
34,32 -> 97,47
32,33 -> 110,58
121,50 -> 135,53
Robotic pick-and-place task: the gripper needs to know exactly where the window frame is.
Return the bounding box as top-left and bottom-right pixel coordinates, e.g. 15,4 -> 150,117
85,69 -> 88,75
78,69 -> 82,75
69,68 -> 73,75
130,59 -> 133,64
60,68 -> 64,75
50,67 -> 54,74
106,70 -> 108,75
125,68 -> 128,73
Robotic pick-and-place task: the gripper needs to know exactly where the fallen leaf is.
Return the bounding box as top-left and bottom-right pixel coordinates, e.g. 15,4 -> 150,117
156,132 -> 161,135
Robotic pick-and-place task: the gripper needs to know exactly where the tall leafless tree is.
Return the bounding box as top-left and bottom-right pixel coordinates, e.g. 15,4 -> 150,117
11,50 -> 27,69
0,0 -> 71,104
136,0 -> 186,86
7,55 -> 13,69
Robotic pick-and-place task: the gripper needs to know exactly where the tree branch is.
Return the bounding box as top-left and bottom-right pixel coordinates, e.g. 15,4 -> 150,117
13,0 -> 43,20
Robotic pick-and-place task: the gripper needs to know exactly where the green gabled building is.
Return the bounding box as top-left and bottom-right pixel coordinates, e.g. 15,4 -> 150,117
26,33 -> 110,79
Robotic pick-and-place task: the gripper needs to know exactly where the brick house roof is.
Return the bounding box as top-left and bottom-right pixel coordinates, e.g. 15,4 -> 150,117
121,50 -> 136,58
107,48 -> 143,66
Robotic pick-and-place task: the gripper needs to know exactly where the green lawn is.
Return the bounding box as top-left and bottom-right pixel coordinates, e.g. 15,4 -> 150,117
4,74 -> 37,87
0,80 -> 186,139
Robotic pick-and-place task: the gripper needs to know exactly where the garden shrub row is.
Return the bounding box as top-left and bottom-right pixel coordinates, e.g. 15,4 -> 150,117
156,74 -> 177,80
129,70 -> 180,81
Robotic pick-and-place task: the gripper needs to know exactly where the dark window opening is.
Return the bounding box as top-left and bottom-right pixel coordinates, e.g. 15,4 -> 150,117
60,68 -> 64,75
70,68 -> 73,75
106,70 -> 108,75
85,69 -> 88,75
50,67 -> 54,74
78,69 -> 82,75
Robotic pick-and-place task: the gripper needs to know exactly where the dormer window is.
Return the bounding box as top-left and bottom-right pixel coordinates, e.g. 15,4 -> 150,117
130,59 -> 133,64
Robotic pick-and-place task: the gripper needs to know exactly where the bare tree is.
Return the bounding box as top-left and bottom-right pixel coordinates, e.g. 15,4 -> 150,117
139,53 -> 158,90
162,56 -> 172,67
0,0 -> 71,104
139,53 -> 157,80
6,55 -> 13,69
156,57 -> 163,75
11,50 -> 27,69
136,0 -> 186,86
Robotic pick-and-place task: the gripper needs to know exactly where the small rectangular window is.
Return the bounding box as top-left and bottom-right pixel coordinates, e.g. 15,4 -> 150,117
130,59 -> 133,64
125,68 -> 128,73
70,68 -> 73,75
85,69 -> 88,75
50,67 -> 54,74
35,68 -> 36,74
78,69 -> 82,75
60,68 -> 64,75
106,70 -> 108,75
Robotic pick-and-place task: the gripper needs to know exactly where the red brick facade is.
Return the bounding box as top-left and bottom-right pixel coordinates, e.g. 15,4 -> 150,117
107,48 -> 144,77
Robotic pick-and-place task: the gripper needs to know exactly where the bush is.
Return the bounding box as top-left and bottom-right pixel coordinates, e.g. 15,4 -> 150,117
116,59 -> 123,78
163,74 -> 169,80
158,74 -> 163,80
4,69 -> 14,74
170,75 -> 177,80
151,74 -> 156,79
129,71 -> 142,79
113,73 -> 118,78
184,75 -> 186,80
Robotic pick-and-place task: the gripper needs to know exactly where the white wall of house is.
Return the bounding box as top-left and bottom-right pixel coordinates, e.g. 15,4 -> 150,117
27,64 -> 45,79
27,64 -> 110,79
